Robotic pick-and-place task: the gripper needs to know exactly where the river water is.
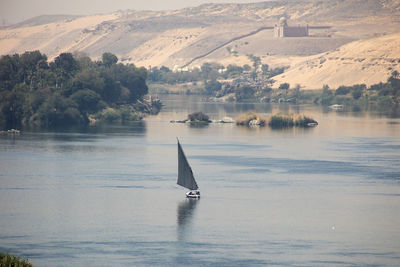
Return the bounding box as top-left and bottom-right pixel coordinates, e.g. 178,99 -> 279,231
1,95 -> 400,266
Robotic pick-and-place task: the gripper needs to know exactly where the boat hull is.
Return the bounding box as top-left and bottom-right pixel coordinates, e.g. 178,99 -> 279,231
186,191 -> 200,199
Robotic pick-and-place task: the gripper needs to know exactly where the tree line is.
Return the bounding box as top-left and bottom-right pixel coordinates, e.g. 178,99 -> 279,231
147,61 -> 285,86
0,51 -> 148,130
314,71 -> 400,107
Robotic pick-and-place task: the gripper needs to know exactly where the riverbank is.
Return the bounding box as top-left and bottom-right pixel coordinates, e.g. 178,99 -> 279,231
149,78 -> 400,117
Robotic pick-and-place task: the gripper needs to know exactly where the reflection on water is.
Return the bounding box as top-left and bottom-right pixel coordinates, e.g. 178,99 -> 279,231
85,121 -> 147,135
174,199 -> 199,266
13,121 -> 147,143
152,94 -> 400,121
188,123 -> 209,129
177,199 -> 199,242
177,199 -> 199,226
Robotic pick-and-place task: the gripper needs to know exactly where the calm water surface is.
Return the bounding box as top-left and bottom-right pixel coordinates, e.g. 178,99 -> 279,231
1,95 -> 400,266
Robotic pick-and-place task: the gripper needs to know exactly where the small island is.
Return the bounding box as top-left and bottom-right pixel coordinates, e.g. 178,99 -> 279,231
171,111 -> 317,128
170,111 -> 211,124
236,112 -> 318,128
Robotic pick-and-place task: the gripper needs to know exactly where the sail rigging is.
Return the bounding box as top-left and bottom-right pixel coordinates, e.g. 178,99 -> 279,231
177,140 -> 199,190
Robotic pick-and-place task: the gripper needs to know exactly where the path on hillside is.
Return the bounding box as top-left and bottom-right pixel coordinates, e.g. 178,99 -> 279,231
181,26 -> 274,68
181,25 -> 332,68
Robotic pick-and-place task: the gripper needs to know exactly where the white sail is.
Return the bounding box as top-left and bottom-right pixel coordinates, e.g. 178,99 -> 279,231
177,140 -> 199,190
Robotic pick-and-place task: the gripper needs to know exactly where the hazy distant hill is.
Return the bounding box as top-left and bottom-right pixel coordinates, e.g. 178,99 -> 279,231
10,15 -> 82,28
0,0 -> 399,89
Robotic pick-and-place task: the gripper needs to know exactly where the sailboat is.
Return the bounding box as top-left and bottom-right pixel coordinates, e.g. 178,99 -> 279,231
177,139 -> 200,199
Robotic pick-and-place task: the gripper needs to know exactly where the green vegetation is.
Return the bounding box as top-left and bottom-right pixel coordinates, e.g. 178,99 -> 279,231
278,83 -> 290,91
235,85 -> 256,102
170,111 -> 211,124
204,79 -> 222,96
224,71 -> 400,112
269,114 -> 318,128
148,66 -> 202,84
246,54 -> 261,69
235,112 -> 267,126
188,111 -> 211,123
0,51 -> 150,130
0,252 -> 33,267
311,72 -> 400,111
148,62 -> 224,85
147,61 -> 285,97
92,106 -> 142,123
236,112 -> 317,128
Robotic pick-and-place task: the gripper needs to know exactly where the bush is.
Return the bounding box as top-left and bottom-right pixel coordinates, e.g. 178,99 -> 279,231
352,89 -> 363,99
320,94 -> 334,105
268,113 -> 294,128
34,95 -> 84,128
188,111 -> 210,122
236,112 -> 266,126
350,84 -> 366,99
335,86 -> 351,95
279,83 -> 290,90
268,113 -> 318,128
70,89 -> 101,113
235,85 -> 255,101
63,107 -> 85,125
94,107 -> 141,123
0,252 -> 33,267
293,114 -> 318,127
204,79 -> 222,96
95,108 -> 120,122
119,106 -> 141,122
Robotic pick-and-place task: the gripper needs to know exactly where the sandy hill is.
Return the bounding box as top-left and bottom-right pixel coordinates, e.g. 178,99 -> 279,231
0,0 -> 399,88
272,33 -> 400,89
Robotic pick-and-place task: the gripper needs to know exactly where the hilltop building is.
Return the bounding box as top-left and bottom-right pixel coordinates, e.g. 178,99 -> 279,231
274,17 -> 309,38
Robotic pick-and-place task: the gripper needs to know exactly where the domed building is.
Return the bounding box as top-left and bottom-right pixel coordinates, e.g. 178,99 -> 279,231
279,17 -> 287,26
274,17 -> 308,38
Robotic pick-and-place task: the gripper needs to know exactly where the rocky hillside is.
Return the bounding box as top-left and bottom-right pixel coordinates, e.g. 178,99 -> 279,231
0,0 -> 399,88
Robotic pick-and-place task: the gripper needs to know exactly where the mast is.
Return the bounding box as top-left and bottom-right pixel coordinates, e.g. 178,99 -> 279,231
177,139 -> 199,190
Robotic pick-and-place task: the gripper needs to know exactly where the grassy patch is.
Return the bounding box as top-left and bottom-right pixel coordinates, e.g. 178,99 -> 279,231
236,112 -> 317,128
236,112 -> 267,126
269,113 -> 318,128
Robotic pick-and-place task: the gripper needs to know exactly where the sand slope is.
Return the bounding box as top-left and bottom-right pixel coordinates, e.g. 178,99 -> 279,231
0,13 -> 121,60
272,33 -> 400,90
